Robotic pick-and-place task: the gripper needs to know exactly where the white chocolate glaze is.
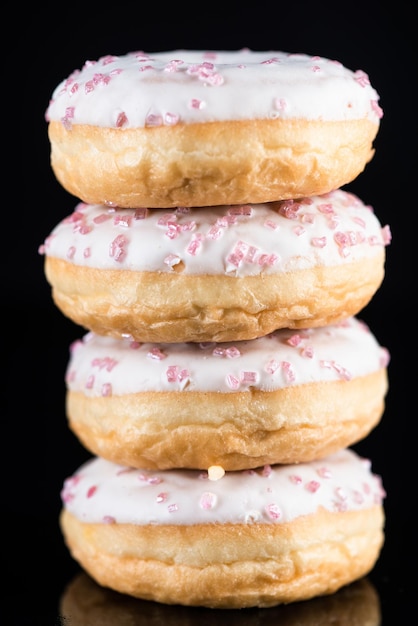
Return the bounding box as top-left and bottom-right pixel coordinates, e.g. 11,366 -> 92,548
46,50 -> 382,127
61,449 -> 385,525
65,317 -> 389,395
40,190 -> 391,277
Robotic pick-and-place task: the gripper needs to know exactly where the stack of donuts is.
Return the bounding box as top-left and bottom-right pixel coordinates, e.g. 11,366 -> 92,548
40,49 -> 391,609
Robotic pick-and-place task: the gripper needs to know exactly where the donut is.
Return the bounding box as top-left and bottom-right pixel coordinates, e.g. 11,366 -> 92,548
60,571 -> 381,625
64,317 -> 389,470
39,189 -> 391,343
59,448 -> 386,609
45,49 -> 382,209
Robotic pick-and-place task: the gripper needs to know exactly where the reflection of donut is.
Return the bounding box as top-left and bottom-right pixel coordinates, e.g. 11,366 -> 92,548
60,571 -> 381,625
60,449 -> 385,608
45,50 -> 382,209
65,317 -> 389,470
40,190 -> 390,343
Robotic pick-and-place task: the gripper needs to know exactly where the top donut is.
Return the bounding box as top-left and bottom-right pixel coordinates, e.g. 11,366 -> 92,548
46,49 -> 383,209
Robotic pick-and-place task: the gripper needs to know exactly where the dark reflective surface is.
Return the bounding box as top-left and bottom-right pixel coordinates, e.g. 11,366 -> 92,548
8,4 -> 413,624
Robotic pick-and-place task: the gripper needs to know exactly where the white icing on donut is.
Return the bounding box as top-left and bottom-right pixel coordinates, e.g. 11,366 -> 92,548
61,449 -> 385,525
65,317 -> 389,395
45,50 -> 382,127
39,190 -> 391,277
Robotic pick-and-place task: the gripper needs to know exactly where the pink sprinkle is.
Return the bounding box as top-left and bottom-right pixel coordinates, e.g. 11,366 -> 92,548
200,492 -> 217,509
354,70 -> 370,87
261,465 -> 272,477
265,358 -> 279,374
187,235 -> 203,255
85,375 -> 94,389
225,346 -> 241,358
306,480 -> 320,493
164,253 -> 181,267
189,98 -> 205,110
273,97 -> 288,112
352,490 -> 365,504
226,374 -> 240,389
258,253 -> 278,267
300,345 -> 314,358
240,371 -> 259,385
166,223 -> 181,239
311,236 -> 327,248
228,205 -> 252,216
145,113 -> 163,127
166,365 -> 179,383
156,492 -> 168,503
165,365 -> 190,385
334,500 -> 348,512
278,199 -> 299,219
335,486 -> 347,501
264,219 -> 279,230
83,247 -> 91,258
293,225 -> 306,236
74,221 -> 93,235
245,245 -> 258,263
103,515 -> 116,524
164,59 -> 184,72
352,216 -> 366,228
301,212 -> 316,224
93,212 -> 112,224
133,208 -> 148,220
382,224 -> 392,245
116,112 -> 128,128
114,214 -> 132,228
147,476 -> 163,485
137,473 -> 162,485
91,356 -> 118,372
66,369 -> 76,384
168,503 -> 179,513
320,359 -> 333,369
207,224 -> 224,239
380,347 -> 391,368
61,115 -> 73,130
265,503 -> 281,520
147,347 -> 167,360
281,361 -> 296,383
317,467 -> 332,478
287,334 -> 303,347
109,234 -> 128,262
101,383 -> 112,397
165,112 -> 180,125
371,99 -> 384,119
363,482 -> 371,495
332,362 -> 352,381
289,474 -> 302,485
177,369 -> 190,383
86,485 -> 97,498
317,203 -> 334,215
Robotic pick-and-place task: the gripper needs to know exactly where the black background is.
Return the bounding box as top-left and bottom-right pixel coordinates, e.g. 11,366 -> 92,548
8,2 -> 414,623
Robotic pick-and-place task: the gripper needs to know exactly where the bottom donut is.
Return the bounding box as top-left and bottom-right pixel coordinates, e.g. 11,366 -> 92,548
60,448 -> 385,609
60,571 -> 381,625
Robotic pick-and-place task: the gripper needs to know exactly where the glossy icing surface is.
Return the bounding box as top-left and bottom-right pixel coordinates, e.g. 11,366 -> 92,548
40,190 -> 391,277
46,50 -> 382,128
65,317 -> 390,394
61,449 -> 385,525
